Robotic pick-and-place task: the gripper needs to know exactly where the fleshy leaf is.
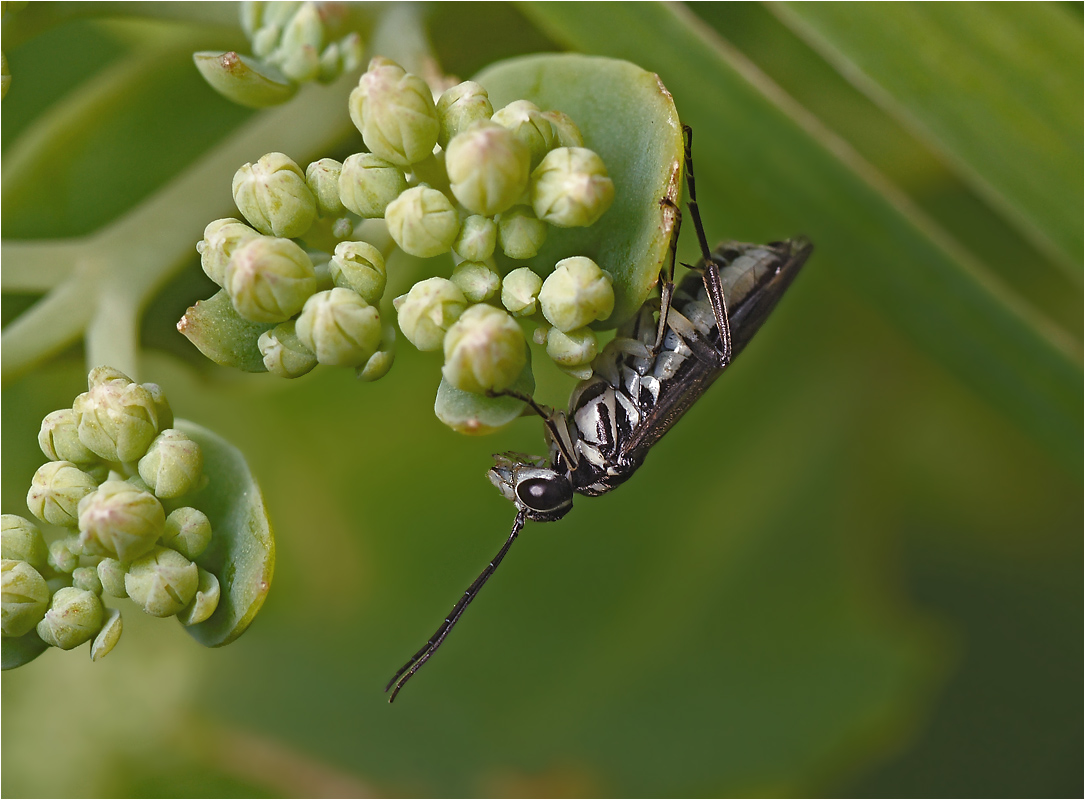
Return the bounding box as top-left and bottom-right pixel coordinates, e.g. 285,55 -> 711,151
193,51 -> 298,109
1,629 -> 49,671
435,354 -> 536,435
177,289 -> 273,373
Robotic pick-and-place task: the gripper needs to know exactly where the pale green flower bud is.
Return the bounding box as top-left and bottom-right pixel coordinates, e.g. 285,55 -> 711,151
338,153 -> 408,218
384,185 -> 460,258
177,568 -> 221,626
545,326 -> 598,367
338,32 -> 363,73
27,462 -> 97,527
277,4 -> 322,79
197,218 -> 261,287
258,320 -> 318,378
492,100 -> 556,169
348,57 -> 439,167
445,121 -> 530,216
91,606 -> 122,661
295,288 -> 382,367
501,267 -> 543,317
39,409 -> 98,464
232,152 -> 318,238
97,558 -> 128,597
137,429 -> 204,499
124,546 -> 199,618
36,587 -> 103,650
542,110 -> 584,148
72,566 -> 103,595
77,480 -> 165,562
538,256 -> 614,331
73,380 -> 158,463
140,383 -> 174,432
436,81 -> 493,149
442,304 -> 527,395
497,205 -> 548,259
48,536 -> 81,574
1,559 -> 50,637
224,235 -> 317,323
161,507 -> 212,561
452,215 -> 497,262
530,147 -> 615,228
451,261 -> 501,303
356,327 -> 396,382
318,40 -> 343,83
393,277 -> 467,351
87,366 -> 132,388
305,158 -> 346,217
2,515 -> 48,569
329,240 -> 386,304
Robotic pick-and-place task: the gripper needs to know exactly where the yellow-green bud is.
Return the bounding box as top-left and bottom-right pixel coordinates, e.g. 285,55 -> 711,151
436,81 -> 493,149
451,261 -> 501,303
452,215 -> 497,262
385,185 -> 460,258
305,158 -> 346,217
90,606 -> 122,661
27,462 -> 97,527
258,319 -> 318,378
538,256 -> 614,331
497,205 -> 548,259
348,56 -> 439,167
356,327 -> 396,382
232,151 -> 318,238
2,515 -> 49,569
491,100 -> 556,169
442,304 -> 527,395
141,383 -> 174,432
501,267 -> 544,317
97,558 -> 128,597
72,566 -> 103,595
177,568 -> 221,626
39,409 -> 98,464
77,480 -> 165,563
276,3 -> 323,80
445,121 -> 530,216
36,587 -> 103,650
162,507 -> 213,561
87,365 -> 132,388
137,429 -> 204,499
329,240 -> 386,304
338,153 -> 408,219
197,218 -> 261,287
224,235 -> 317,323
73,380 -> 158,463
125,546 -> 199,618
393,277 -> 467,351
542,110 -> 584,148
295,288 -> 382,367
1,559 -> 50,637
545,326 -> 598,367
530,147 -> 615,228
48,535 -> 82,574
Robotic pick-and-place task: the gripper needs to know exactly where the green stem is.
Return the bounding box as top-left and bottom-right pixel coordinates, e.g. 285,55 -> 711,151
0,240 -> 87,291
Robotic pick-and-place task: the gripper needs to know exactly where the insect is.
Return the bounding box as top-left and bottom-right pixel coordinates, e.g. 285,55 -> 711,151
386,127 -> 813,702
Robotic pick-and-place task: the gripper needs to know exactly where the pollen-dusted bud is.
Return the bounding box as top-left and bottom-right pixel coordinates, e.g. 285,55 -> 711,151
545,326 -> 599,367
1,516 -> 48,569
197,218 -> 261,287
445,121 -> 530,217
538,256 -> 614,332
77,480 -> 165,563
436,81 -> 493,149
1,559 -> 51,638
258,320 -> 318,378
161,507 -> 213,561
530,147 -> 615,228
90,606 -> 122,661
393,277 -> 467,351
329,240 -> 386,304
73,379 -> 159,463
497,205 -> 547,259
492,100 -> 556,169
224,236 -> 317,323
38,409 -> 97,464
295,288 -> 382,367
27,462 -> 97,527
338,153 -> 408,219
501,267 -> 544,318
452,215 -> 497,262
348,57 -> 439,167
305,158 -> 346,217
36,587 -> 104,650
232,152 -> 318,238
384,185 -> 460,258
442,304 -> 528,395
177,568 -> 221,626
137,429 -> 204,499
124,546 -> 199,618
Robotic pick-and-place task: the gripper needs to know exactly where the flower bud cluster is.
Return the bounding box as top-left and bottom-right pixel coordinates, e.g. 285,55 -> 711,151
2,370 -> 226,665
241,2 -> 363,86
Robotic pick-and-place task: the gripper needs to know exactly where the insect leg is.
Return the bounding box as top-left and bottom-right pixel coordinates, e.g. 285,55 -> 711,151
386,510 -> 527,703
489,388 -> 578,468
653,195 -> 681,355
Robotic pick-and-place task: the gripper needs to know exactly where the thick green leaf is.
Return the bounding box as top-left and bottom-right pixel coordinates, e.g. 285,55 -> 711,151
520,2 -> 1082,471
773,3 -> 1083,271
1,629 -> 49,670
175,420 -> 274,647
193,51 -> 298,108
475,54 -> 684,328
434,353 -> 535,435
177,290 -> 273,373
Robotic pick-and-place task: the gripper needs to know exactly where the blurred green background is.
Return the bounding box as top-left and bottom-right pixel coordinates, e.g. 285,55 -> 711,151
2,3 -> 1081,797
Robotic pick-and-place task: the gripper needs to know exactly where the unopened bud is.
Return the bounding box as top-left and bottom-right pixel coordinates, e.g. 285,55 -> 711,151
1,559 -> 51,638
125,546 -> 199,617
329,240 -> 386,304
338,153 -> 408,219
36,587 -> 104,650
492,100 -> 556,168
232,152 -> 318,238
497,205 -> 547,259
436,81 -> 493,149
442,304 -> 527,395
258,320 -> 318,378
445,121 -> 530,216
39,409 -> 98,464
530,147 -> 615,228
452,215 -> 497,262
162,507 -> 213,561
90,606 -> 122,661
73,380 -> 158,463
1,515 -> 49,569
140,383 -> 174,432
385,186 -> 460,258
48,536 -> 81,574
97,558 -> 128,597
356,327 -> 396,382
224,236 -> 317,323
501,267 -> 543,317
197,218 -> 261,287
542,110 -> 584,148
538,256 -> 614,331
177,568 -> 221,626
545,326 -> 598,367
77,480 -> 165,562
138,429 -> 204,499
348,57 -> 439,167
393,277 -> 467,351
27,462 -> 97,527
295,288 -> 382,367
72,566 -> 103,596
451,261 -> 501,303
305,158 -> 346,216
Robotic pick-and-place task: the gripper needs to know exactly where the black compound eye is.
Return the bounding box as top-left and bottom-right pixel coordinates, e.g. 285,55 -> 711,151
516,476 -> 572,512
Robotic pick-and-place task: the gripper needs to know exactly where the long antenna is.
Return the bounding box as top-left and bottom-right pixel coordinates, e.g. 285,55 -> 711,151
385,510 -> 528,703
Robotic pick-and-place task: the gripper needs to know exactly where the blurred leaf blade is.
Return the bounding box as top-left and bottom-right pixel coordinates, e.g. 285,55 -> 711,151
772,2 -> 1084,273
520,2 -> 1082,471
